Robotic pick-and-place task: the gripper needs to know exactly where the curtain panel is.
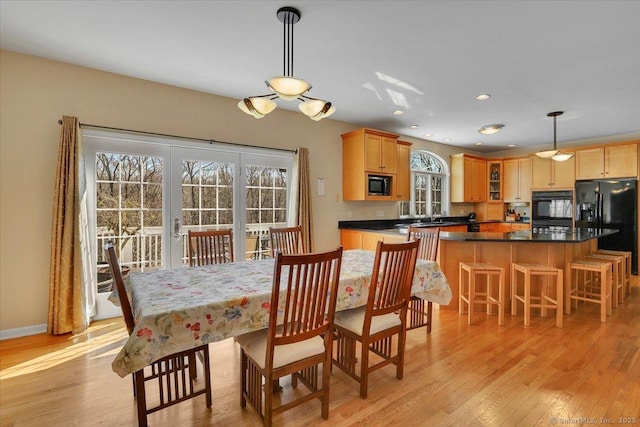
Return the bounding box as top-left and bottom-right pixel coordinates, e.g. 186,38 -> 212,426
294,148 -> 314,252
48,116 -> 95,335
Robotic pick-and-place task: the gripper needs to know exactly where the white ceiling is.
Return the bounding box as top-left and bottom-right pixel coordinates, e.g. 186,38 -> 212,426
2,0 -> 640,153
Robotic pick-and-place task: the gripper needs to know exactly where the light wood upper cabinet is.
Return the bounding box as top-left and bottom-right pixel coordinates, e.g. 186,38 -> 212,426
395,141 -> 412,201
488,161 -> 503,202
364,132 -> 397,173
451,154 -> 487,203
575,144 -> 638,180
503,157 -> 531,203
342,128 -> 400,201
531,155 -> 575,189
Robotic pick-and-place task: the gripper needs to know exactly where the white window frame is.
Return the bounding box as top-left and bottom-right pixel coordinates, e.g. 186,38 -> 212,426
400,150 -> 450,218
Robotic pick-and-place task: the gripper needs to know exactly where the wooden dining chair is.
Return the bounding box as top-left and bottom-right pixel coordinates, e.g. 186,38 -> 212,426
407,226 -> 440,334
268,225 -> 304,256
332,239 -> 419,399
105,243 -> 212,427
187,229 -> 234,266
237,247 -> 344,426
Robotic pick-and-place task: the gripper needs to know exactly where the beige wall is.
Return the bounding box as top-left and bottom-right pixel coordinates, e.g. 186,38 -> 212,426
0,50 -> 470,332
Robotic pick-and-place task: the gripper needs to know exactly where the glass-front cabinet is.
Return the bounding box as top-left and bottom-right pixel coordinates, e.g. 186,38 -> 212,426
488,161 -> 502,202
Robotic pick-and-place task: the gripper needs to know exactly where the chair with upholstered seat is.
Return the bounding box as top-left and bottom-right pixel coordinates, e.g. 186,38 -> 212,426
406,226 -> 440,334
332,239 -> 419,399
237,247 -> 343,426
105,243 -> 212,427
187,229 -> 234,266
269,225 -> 304,256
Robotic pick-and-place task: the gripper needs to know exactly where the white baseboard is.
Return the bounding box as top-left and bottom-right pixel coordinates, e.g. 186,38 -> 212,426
0,323 -> 47,340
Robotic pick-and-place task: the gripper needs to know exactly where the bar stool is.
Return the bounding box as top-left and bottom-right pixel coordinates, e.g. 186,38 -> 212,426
511,263 -> 563,328
459,262 -> 505,325
585,252 -> 624,308
595,249 -> 631,297
568,259 -> 612,323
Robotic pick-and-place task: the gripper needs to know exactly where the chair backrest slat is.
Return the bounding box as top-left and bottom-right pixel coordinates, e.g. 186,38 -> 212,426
188,229 -> 234,266
268,247 -> 343,348
407,226 -> 440,261
269,226 -> 304,257
105,243 -> 135,334
367,240 -> 420,323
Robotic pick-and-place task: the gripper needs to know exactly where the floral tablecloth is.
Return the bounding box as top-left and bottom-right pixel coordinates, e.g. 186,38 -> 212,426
112,249 -> 451,377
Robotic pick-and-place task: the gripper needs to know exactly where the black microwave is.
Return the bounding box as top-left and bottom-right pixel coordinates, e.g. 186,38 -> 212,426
368,175 -> 391,196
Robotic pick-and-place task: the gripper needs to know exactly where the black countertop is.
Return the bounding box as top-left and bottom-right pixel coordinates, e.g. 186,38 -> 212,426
337,219 -> 615,243
439,228 -> 618,243
338,217 -> 528,231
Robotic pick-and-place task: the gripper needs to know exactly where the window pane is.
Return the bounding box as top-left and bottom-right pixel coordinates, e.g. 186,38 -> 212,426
261,189 -> 274,208
201,187 -> 217,208
218,187 -> 233,209
121,155 -> 141,182
143,184 -> 162,209
121,183 -> 141,208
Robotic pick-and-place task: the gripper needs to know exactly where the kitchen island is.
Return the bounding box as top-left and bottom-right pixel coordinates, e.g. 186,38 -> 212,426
438,228 -> 618,311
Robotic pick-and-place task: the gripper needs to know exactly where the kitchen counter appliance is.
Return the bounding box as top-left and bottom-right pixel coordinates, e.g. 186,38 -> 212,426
531,190 -> 573,232
575,179 -> 637,273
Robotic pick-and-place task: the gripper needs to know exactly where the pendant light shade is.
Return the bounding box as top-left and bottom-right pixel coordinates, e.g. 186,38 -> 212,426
266,77 -> 311,100
536,111 -> 573,161
298,96 -> 336,120
238,7 -> 334,120
237,96 -> 278,119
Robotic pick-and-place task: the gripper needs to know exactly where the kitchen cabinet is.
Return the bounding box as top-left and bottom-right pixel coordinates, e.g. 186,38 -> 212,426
451,154 -> 487,203
531,155 -> 575,189
575,144 -> 638,180
503,157 -> 532,203
340,229 -> 405,251
342,128 -> 400,201
479,222 -> 530,232
488,161 -> 503,201
395,141 -> 412,201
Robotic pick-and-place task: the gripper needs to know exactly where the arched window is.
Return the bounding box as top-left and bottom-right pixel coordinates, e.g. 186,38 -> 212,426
400,150 -> 449,218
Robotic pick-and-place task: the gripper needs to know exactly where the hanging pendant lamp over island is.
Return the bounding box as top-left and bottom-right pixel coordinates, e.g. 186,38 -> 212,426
536,111 -> 573,162
238,7 -> 335,121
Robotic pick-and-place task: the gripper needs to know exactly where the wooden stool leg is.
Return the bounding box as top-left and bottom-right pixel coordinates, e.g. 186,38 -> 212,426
523,269 -> 530,326
556,271 -> 563,328
468,270 -> 475,325
511,265 -> 518,316
600,268 -> 611,323
459,264 -> 465,315
498,269 -> 505,326
486,274 -> 493,316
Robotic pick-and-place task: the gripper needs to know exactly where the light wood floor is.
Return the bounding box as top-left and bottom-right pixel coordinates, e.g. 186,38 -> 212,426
1,281 -> 638,427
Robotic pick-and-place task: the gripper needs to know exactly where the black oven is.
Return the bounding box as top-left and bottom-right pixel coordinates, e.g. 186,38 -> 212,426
531,190 -> 573,232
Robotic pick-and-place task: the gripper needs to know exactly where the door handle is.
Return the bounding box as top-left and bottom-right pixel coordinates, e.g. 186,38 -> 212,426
174,218 -> 182,238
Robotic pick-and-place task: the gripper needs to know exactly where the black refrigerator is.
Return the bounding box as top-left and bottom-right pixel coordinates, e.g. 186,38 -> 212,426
575,179 -> 637,274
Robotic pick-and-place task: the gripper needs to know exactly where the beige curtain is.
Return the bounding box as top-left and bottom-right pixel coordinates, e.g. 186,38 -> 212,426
288,147 -> 314,252
48,116 -> 95,335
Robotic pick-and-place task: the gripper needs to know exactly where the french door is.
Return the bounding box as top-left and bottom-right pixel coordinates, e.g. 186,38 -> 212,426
84,130 -> 293,319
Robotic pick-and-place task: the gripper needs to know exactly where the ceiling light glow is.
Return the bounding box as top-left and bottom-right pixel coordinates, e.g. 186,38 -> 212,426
479,124 -> 504,135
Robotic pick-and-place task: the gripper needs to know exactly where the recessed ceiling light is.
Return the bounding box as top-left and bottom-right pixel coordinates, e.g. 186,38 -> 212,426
476,94 -> 491,101
443,138 -> 451,142
393,110 -> 403,115
474,142 -> 483,146
423,133 -> 433,137
508,144 -> 516,148
409,124 -> 419,129
479,124 -> 505,135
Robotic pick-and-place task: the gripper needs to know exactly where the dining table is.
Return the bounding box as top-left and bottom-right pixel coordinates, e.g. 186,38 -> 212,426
111,249 -> 452,378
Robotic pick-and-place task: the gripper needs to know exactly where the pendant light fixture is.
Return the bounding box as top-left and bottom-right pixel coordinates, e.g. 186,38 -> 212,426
536,111 -> 573,161
238,7 -> 335,121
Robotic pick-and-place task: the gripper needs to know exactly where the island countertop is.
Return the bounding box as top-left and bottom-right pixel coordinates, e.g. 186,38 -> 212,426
440,228 -> 618,243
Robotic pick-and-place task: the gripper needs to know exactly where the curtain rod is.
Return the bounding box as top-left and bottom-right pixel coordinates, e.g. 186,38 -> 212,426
57,120 -> 297,154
